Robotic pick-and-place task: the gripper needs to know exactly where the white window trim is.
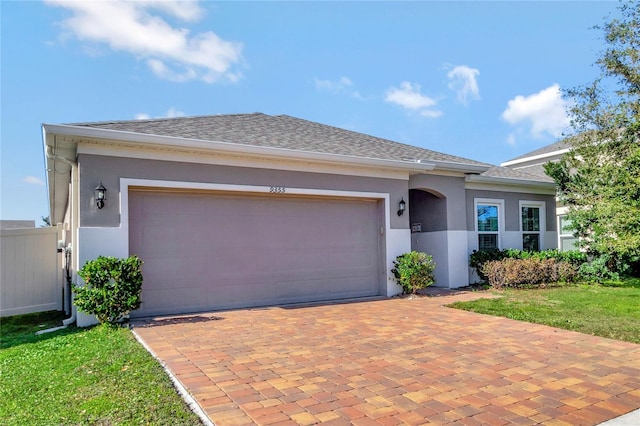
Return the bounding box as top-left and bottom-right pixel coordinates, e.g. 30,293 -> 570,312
474,198 -> 505,250
557,212 -> 578,252
519,200 -> 546,250
558,215 -> 574,237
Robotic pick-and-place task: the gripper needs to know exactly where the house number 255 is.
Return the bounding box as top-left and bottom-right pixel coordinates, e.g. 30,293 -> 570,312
269,186 -> 286,193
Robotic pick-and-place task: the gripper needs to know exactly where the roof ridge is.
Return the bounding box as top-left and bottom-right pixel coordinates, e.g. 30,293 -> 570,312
66,112 -> 267,127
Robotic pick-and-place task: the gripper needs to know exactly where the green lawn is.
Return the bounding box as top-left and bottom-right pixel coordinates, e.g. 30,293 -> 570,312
0,313 -> 202,425
448,279 -> 640,344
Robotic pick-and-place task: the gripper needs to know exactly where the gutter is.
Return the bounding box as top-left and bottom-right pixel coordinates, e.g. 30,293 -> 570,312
465,173 -> 557,189
500,148 -> 570,167
44,137 -> 78,327
42,123 -> 490,175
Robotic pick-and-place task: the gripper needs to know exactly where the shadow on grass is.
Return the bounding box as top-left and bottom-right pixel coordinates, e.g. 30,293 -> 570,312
600,277 -> 640,288
1,314 -> 84,350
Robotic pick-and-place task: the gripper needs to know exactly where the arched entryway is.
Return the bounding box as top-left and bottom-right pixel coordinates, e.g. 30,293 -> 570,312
409,189 -> 449,287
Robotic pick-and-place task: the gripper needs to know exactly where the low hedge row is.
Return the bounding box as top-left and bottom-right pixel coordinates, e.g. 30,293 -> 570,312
482,258 -> 579,289
470,249 -> 587,282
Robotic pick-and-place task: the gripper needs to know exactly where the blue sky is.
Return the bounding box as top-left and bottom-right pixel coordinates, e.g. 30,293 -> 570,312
1,1 -> 619,223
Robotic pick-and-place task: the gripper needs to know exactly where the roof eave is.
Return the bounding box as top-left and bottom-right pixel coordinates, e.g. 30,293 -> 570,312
43,123 -> 492,174
42,125 -> 76,225
500,148 -> 570,167
465,174 -> 557,190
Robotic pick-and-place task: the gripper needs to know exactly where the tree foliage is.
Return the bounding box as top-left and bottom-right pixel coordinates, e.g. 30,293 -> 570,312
545,1 -> 640,271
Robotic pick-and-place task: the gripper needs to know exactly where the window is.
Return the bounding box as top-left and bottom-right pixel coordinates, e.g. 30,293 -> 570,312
476,200 -> 503,250
520,201 -> 545,251
558,215 -> 578,251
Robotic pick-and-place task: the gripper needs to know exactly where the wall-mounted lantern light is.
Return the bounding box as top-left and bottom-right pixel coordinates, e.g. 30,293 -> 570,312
397,197 -> 406,216
95,182 -> 107,209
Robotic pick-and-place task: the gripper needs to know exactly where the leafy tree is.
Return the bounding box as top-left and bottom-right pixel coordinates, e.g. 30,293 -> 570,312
545,1 -> 640,273
40,216 -> 51,227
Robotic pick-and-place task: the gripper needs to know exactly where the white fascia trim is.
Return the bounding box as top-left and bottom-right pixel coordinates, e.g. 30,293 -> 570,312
420,160 -> 489,174
43,123 -> 436,174
465,181 -> 557,195
500,148 -> 571,167
465,174 -> 556,192
77,142 -> 411,181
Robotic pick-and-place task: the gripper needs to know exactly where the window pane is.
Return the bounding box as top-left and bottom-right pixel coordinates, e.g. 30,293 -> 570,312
477,205 -> 499,232
561,237 -> 578,251
523,233 -> 540,251
478,234 -> 498,250
559,215 -> 573,235
521,207 -> 540,232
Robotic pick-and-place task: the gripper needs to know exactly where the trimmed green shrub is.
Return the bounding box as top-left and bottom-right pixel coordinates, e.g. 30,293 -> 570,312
74,255 -> 143,324
391,251 -> 436,294
482,258 -> 578,289
579,255 -> 620,282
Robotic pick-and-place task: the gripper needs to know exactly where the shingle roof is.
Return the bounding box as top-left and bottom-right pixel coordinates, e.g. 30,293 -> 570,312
480,165 -> 555,183
505,139 -> 570,163
70,113 -> 489,168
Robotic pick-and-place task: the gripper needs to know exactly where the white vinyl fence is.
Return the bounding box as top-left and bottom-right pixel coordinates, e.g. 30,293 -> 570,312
1,226 -> 63,317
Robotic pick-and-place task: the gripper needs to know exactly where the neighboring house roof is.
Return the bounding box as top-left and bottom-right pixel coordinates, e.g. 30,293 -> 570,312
0,220 -> 36,230
502,139 -> 571,165
500,138 -> 575,183
69,113 -> 490,170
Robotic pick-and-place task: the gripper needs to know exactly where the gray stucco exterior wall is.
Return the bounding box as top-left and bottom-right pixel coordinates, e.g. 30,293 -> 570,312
465,189 -> 557,232
409,174 -> 467,230
409,190 -> 447,232
78,154 -> 410,229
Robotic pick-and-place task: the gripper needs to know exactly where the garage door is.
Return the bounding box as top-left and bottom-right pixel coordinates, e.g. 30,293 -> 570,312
128,189 -> 383,317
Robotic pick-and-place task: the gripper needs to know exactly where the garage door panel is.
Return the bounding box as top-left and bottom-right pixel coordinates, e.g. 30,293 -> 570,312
129,190 -> 382,317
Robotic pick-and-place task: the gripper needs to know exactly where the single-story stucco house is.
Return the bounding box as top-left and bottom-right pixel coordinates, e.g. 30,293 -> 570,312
43,113 -> 557,325
501,139 -> 577,251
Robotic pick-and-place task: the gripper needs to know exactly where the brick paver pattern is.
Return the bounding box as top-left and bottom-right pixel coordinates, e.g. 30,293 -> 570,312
133,292 -> 640,425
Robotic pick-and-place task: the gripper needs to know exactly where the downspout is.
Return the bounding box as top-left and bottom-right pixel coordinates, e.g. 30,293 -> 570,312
46,144 -> 78,326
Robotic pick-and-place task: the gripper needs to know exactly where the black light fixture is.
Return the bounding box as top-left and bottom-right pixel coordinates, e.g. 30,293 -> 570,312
95,182 -> 107,209
397,197 -> 406,216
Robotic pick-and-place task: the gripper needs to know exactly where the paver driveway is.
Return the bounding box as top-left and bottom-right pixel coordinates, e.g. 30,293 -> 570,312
132,292 -> 640,425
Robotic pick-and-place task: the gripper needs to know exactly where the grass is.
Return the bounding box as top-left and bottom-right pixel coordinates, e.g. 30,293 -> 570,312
448,278 -> 640,344
0,312 -> 202,425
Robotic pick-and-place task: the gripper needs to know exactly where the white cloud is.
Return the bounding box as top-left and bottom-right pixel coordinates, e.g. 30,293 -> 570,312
506,133 -> 516,146
315,76 -> 353,93
45,0 -> 243,83
447,65 -> 480,105
502,84 -> 571,138
420,109 -> 443,118
134,108 -> 186,120
165,107 -> 185,118
24,176 -> 44,186
385,81 -> 441,118
315,76 -> 367,100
